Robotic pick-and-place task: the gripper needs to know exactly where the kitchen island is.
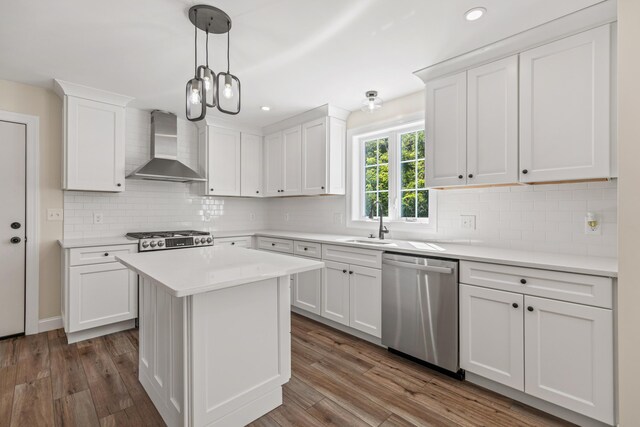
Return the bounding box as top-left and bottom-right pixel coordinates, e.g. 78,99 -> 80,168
116,246 -> 324,427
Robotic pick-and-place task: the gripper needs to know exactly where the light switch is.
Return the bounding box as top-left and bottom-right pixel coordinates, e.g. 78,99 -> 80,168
47,208 -> 63,221
93,212 -> 104,224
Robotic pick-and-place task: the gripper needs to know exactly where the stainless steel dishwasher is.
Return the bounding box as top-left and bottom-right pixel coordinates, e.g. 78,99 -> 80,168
381,252 -> 461,376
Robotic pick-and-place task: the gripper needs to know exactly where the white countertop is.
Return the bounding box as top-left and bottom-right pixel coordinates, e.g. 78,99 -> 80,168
116,246 -> 324,297
58,236 -> 136,248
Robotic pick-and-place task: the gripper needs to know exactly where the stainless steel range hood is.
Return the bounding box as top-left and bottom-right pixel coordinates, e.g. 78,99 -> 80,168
127,110 -> 206,182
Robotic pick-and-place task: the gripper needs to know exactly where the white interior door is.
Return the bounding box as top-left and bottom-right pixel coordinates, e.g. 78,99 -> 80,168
0,120 -> 26,337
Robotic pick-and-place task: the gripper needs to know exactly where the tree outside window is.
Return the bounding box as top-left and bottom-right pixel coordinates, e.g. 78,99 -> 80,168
400,130 -> 428,219
363,137 -> 389,217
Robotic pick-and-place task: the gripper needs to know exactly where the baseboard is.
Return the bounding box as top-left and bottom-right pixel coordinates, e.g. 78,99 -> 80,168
38,316 -> 63,333
66,319 -> 136,344
290,307 -> 383,346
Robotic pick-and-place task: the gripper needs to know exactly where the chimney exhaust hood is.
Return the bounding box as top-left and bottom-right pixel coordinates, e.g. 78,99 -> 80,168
127,110 -> 206,182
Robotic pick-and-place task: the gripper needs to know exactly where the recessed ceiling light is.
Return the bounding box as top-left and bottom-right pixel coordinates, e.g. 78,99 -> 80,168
261,106 -> 271,111
465,7 -> 486,21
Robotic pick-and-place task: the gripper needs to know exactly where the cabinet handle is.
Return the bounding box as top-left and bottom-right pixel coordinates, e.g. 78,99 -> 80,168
522,169 -> 528,174
527,306 -> 534,312
117,183 -> 122,187
520,278 -> 527,284
512,303 -> 519,309
458,175 -> 463,179
104,253 -> 109,256
342,269 -> 347,273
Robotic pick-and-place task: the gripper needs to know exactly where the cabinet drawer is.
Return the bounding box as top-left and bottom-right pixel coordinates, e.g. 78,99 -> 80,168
293,240 -> 322,259
214,236 -> 253,248
70,244 -> 137,266
460,261 -> 613,308
322,244 -> 381,269
256,237 -> 294,254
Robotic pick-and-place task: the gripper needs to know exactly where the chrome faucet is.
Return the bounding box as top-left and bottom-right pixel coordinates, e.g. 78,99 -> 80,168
368,200 -> 389,240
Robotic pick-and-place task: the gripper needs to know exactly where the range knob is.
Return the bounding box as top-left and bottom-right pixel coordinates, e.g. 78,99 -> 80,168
142,241 -> 149,248
150,240 -> 157,248
206,237 -> 213,243
195,238 -> 201,244
157,241 -> 165,247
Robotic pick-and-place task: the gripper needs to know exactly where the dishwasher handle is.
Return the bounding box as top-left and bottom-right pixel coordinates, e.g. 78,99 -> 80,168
383,259 -> 454,274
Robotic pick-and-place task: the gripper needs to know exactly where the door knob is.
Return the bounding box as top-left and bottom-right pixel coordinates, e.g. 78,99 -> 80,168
10,222 -> 21,229
10,237 -> 21,244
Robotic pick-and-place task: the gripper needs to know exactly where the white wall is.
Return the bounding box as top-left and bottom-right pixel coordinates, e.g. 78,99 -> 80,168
63,109 -> 265,238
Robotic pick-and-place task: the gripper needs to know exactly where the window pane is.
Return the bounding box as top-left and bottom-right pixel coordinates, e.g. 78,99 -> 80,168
401,161 -> 415,189
364,140 -> 377,166
401,191 -> 416,218
378,164 -> 388,191
417,130 -> 425,159
417,159 -> 425,189
417,190 -> 429,218
378,191 -> 389,217
365,166 -> 378,191
378,138 -> 389,164
401,132 -> 415,161
364,192 -> 376,217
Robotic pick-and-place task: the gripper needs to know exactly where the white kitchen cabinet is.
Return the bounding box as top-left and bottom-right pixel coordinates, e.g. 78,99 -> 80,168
467,56 -> 519,185
519,25 -> 611,182
282,126 -> 302,195
349,265 -> 382,337
213,236 -> 253,248
301,117 -> 346,195
240,133 -> 263,197
425,71 -> 467,187
54,79 -> 132,192
460,284 -> 524,390
322,261 -> 351,326
292,257 -> 322,315
263,132 -> 283,197
524,296 -> 614,425
61,243 -> 138,343
205,126 -> 241,196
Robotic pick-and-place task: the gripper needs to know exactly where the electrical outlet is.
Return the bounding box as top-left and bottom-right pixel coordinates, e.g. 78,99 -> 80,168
284,213 -> 290,222
249,212 -> 256,221
461,215 -> 476,230
47,208 -> 63,221
93,212 -> 104,224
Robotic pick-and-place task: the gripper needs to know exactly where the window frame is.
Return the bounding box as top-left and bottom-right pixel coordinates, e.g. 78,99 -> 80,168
347,118 -> 437,232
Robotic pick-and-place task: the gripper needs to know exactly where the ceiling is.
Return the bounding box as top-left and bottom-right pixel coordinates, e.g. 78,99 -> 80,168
0,0 -> 605,128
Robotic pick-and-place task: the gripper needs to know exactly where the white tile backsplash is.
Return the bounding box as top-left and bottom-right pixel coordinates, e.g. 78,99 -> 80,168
63,108 -> 617,257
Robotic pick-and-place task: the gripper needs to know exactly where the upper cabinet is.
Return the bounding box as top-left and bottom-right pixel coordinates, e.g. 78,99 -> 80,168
519,26 -> 611,183
420,23 -> 615,188
204,126 -> 241,196
54,79 -> 133,192
282,126 -> 302,195
240,133 -> 263,197
263,132 -> 283,197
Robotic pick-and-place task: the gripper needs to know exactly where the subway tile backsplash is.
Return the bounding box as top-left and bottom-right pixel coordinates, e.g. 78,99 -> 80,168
64,108 -> 617,258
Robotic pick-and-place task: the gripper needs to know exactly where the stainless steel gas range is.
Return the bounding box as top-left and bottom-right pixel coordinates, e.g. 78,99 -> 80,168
126,230 -> 213,252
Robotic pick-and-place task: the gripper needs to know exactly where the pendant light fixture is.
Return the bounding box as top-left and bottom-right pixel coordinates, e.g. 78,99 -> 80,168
361,90 -> 383,113
185,5 -> 240,121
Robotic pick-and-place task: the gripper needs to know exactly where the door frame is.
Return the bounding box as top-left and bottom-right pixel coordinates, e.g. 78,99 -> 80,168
0,110 -> 39,335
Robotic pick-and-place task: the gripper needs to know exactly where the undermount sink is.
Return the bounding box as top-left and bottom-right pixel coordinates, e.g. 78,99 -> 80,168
343,239 -> 398,247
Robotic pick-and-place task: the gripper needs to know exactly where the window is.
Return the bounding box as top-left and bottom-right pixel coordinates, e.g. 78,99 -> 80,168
351,121 -> 434,227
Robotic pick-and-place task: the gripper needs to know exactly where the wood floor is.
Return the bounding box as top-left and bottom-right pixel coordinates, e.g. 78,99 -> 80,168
0,314 -> 574,427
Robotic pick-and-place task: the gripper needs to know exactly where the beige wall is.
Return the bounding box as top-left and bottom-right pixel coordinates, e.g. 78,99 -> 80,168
616,1 -> 640,424
0,79 -> 63,320
347,90 -> 424,129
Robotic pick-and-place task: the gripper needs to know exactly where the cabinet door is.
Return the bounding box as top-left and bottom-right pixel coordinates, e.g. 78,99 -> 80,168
292,258 -> 322,315
519,25 -> 611,182
524,296 -> 614,424
240,133 -> 262,197
467,56 -> 519,185
301,118 -> 327,195
349,265 -> 381,338
208,127 -> 241,196
425,71 -> 467,187
282,126 -> 302,195
68,262 -> 138,332
321,261 -> 350,326
460,284 -> 524,390
263,132 -> 283,197
65,96 -> 125,192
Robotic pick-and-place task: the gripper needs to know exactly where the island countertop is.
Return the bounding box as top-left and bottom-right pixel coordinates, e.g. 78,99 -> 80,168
116,245 -> 324,297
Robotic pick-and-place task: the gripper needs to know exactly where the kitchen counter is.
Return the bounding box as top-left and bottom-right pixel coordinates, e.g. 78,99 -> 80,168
116,245 -> 324,297
57,236 -> 135,248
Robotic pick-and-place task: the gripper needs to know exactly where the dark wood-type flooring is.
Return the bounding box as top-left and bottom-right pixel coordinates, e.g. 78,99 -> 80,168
0,313 -> 574,426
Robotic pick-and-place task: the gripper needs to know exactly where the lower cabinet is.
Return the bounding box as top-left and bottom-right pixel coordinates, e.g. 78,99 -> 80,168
321,260 -> 382,338
460,280 -> 614,425
213,236 -> 253,248
292,258 -> 322,315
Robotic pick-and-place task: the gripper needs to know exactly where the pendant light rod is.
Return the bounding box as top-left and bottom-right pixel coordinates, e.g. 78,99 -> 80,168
193,9 -> 198,77
226,21 -> 231,73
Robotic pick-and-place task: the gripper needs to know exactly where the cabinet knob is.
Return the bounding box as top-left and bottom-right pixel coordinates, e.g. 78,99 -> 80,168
527,306 -> 534,312
321,186 -> 325,190
117,183 -> 122,187
512,303 -> 519,309
303,247 -> 308,251
349,271 -> 353,275
210,188 -> 214,192
520,278 -> 527,284
468,174 -> 474,179
271,243 -> 276,246
10,237 -> 21,244
458,175 -> 463,179
522,169 -> 528,175
10,222 -> 21,229
256,190 -> 259,194
104,253 -> 109,256
342,269 -> 347,273
231,242 -> 235,245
